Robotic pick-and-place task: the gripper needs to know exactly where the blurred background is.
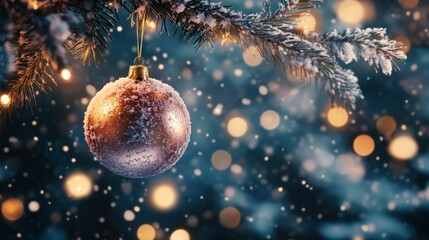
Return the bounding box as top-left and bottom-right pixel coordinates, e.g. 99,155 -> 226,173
1,0 -> 429,239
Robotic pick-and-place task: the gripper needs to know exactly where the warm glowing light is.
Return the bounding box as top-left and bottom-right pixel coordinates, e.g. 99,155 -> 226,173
399,0 -> 420,9
337,0 -> 365,25
150,182 -> 178,211
0,94 -> 11,106
170,229 -> 190,240
260,110 -> 281,131
219,207 -> 241,229
137,224 -> 156,240
61,68 -> 72,81
211,150 -> 232,171
64,172 -> 92,199
28,201 -> 40,212
353,134 -> 375,157
376,115 -> 397,135
395,36 -> 412,54
243,46 -> 263,67
297,13 -> 318,32
388,135 -> 419,161
327,107 -> 349,128
227,116 -> 249,138
148,20 -> 156,30
1,198 -> 24,221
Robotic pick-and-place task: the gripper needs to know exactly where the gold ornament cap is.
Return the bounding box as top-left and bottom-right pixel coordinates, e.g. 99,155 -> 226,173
128,65 -> 149,81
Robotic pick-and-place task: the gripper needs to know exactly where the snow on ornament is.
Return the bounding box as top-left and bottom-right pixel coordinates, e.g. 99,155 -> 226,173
84,64 -> 191,178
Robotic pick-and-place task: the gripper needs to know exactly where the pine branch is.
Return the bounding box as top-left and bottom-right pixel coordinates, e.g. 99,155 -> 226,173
66,1 -> 119,65
0,32 -> 58,121
140,0 -> 405,107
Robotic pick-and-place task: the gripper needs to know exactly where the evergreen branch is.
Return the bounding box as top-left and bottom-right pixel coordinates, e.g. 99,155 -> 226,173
0,32 -> 58,121
66,1 -> 119,65
140,0 -> 404,107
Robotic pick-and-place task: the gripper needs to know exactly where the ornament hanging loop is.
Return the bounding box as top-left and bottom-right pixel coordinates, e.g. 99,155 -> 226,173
129,11 -> 149,81
134,56 -> 144,66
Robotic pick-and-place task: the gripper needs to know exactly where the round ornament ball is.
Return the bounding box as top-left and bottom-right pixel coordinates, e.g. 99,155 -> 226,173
84,74 -> 191,178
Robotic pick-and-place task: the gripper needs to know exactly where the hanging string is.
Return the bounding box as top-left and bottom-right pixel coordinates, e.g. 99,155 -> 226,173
134,12 -> 146,65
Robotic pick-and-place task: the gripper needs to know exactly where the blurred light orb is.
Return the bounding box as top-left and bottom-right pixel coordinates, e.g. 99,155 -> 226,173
260,110 -> 281,131
395,36 -> 412,54
297,13 -> 317,32
1,198 -> 24,221
64,172 -> 92,199
336,154 -> 365,181
399,0 -> 419,9
61,68 -> 72,81
123,210 -> 135,221
242,46 -> 263,67
137,224 -> 156,240
388,135 -> 419,161
353,134 -> 375,157
170,229 -> 190,240
219,207 -> 241,229
0,94 -> 11,106
211,150 -> 232,171
337,0 -> 365,25
376,115 -> 397,135
28,201 -> 40,212
150,182 -> 178,211
227,116 -> 249,138
327,107 -> 349,128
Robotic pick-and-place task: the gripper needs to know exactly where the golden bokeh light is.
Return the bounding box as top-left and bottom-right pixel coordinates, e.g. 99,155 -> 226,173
61,68 -> 72,81
170,229 -> 190,240
388,135 -> 419,161
327,107 -> 349,128
297,13 -> 318,32
137,224 -> 156,240
1,198 -> 24,221
243,46 -> 263,67
0,94 -> 11,106
376,115 -> 397,136
150,182 -> 179,211
148,20 -> 156,30
337,0 -> 365,25
219,207 -> 241,229
353,134 -> 375,157
227,116 -> 249,138
211,150 -> 232,171
395,36 -> 412,54
64,172 -> 92,199
399,0 -> 420,9
260,110 -> 281,131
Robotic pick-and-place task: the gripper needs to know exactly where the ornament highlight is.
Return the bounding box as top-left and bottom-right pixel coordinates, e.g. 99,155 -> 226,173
84,65 -> 191,178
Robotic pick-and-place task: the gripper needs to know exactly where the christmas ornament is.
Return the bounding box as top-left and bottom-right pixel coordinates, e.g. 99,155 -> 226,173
84,13 -> 191,178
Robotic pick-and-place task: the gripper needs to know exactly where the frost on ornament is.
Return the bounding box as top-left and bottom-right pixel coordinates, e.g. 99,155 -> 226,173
84,77 -> 191,178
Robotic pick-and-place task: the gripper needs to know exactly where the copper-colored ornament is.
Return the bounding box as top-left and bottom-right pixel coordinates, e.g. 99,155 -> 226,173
84,65 -> 191,178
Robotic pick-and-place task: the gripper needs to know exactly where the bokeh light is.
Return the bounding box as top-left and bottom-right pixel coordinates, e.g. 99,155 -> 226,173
337,0 -> 365,25
327,107 -> 349,128
150,182 -> 179,211
376,115 -> 397,135
353,134 -> 375,157
260,110 -> 281,131
227,116 -> 249,138
398,0 -> 420,9
297,12 -> 318,32
137,224 -> 156,240
219,207 -> 241,229
170,229 -> 190,240
1,198 -> 24,221
388,135 -> 419,161
28,201 -> 40,212
243,46 -> 263,67
64,172 -> 92,199
61,68 -> 72,81
0,94 -> 11,106
211,150 -> 232,171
